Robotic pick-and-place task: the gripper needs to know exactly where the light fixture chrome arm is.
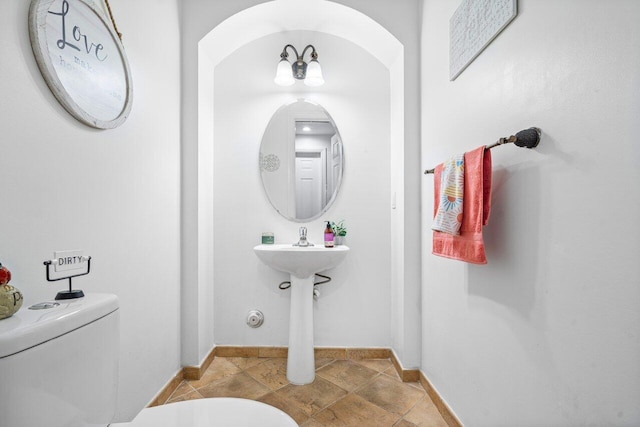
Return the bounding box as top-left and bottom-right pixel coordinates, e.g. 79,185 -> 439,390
274,44 -> 324,86
279,44 -> 300,61
300,45 -> 318,61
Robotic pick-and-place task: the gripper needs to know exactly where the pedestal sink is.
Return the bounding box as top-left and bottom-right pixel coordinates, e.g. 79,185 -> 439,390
253,244 -> 349,384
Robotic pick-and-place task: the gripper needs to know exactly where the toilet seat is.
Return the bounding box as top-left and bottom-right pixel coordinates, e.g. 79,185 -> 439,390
111,398 -> 298,427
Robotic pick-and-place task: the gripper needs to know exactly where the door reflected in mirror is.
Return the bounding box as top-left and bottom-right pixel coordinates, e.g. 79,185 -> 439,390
260,99 -> 343,222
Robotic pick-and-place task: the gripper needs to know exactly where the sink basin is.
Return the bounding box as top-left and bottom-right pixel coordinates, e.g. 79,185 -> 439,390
253,243 -> 349,385
253,244 -> 349,279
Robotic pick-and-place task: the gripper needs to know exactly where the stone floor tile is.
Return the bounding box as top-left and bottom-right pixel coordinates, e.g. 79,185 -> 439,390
316,360 -> 379,392
226,356 -> 264,371
300,418 -> 325,427
197,372 -> 271,400
187,357 -> 242,389
166,380 -> 196,401
315,358 -> 335,370
257,391 -> 310,425
354,358 -> 394,373
277,376 -> 348,416
245,358 -> 289,391
394,419 -> 418,426
402,395 -> 448,427
355,374 -> 425,416
165,390 -> 203,404
382,365 -> 403,381
313,393 -> 401,426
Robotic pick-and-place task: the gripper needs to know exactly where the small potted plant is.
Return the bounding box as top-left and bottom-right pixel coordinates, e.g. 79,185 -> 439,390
331,220 -> 347,245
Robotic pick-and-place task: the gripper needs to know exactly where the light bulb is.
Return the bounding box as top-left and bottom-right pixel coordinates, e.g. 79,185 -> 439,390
274,58 -> 295,86
304,59 -> 324,87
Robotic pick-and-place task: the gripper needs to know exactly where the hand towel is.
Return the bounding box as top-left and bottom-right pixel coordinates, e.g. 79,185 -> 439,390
432,154 -> 464,235
432,146 -> 492,264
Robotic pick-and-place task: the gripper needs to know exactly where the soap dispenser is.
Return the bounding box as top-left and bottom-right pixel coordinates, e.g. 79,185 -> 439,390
324,221 -> 334,248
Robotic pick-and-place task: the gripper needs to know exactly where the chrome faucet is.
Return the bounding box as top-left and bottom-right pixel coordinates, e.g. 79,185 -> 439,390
293,227 -> 313,247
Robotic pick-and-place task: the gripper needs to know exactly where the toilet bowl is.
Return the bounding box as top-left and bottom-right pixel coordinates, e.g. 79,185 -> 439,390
111,398 -> 297,427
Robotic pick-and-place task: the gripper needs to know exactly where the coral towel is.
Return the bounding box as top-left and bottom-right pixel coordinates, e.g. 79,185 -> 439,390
432,146 -> 492,264
432,154 -> 464,235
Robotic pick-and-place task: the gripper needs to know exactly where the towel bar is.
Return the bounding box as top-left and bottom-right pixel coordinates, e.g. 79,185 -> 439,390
423,127 -> 541,174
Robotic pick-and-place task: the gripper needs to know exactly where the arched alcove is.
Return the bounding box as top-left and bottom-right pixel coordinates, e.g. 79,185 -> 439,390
182,0 -> 418,369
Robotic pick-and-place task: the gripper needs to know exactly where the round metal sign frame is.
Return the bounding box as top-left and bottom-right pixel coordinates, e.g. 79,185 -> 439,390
29,0 -> 133,129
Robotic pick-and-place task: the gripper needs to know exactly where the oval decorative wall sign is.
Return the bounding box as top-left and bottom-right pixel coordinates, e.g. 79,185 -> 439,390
29,0 -> 133,129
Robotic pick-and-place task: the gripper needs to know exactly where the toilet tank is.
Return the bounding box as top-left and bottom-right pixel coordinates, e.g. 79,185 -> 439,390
0,293 -> 119,427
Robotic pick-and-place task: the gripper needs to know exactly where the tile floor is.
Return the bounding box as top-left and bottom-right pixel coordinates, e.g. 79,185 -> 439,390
162,356 -> 448,426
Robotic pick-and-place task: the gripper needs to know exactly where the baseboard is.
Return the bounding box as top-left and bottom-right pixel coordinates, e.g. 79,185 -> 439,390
388,351 -> 461,426
215,346 -> 276,358
389,349 -> 420,382
147,346 -> 217,407
147,368 -> 183,408
183,346 -> 217,380
419,370 -> 463,427
215,346 -> 391,360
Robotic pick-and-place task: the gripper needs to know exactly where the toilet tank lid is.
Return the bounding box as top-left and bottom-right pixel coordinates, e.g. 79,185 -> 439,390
0,293 -> 119,358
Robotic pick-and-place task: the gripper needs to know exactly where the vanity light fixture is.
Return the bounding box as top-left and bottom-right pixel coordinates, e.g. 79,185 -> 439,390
274,44 -> 325,87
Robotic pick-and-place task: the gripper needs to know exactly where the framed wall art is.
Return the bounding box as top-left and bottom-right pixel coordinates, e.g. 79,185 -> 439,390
29,0 -> 133,129
450,0 -> 517,81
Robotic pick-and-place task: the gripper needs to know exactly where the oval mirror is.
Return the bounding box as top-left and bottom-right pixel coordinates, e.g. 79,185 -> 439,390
260,99 -> 344,222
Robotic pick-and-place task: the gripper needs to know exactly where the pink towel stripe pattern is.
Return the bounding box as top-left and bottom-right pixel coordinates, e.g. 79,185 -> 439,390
432,146 -> 492,264
432,154 -> 464,235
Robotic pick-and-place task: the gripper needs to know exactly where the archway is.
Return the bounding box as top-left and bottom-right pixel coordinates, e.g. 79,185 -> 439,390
182,0 -> 410,368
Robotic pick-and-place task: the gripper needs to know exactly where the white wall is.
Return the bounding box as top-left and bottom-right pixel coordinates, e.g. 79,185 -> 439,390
0,1 -> 182,421
212,31 -> 391,347
342,0 -> 424,369
421,1 -> 640,425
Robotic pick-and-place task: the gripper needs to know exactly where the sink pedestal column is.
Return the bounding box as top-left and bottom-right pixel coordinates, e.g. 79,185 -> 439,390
286,275 -> 315,385
253,244 -> 349,385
